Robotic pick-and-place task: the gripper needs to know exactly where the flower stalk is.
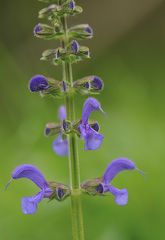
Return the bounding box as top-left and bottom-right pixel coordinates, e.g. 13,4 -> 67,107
61,14 -> 85,240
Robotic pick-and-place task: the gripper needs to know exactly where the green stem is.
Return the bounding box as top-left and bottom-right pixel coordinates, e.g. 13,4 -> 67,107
61,15 -> 85,240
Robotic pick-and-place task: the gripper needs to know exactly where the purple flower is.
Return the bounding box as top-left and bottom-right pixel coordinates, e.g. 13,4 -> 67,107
52,106 -> 68,156
79,97 -> 104,150
81,158 -> 136,205
99,158 -> 136,205
29,75 -> 49,92
12,164 -> 53,214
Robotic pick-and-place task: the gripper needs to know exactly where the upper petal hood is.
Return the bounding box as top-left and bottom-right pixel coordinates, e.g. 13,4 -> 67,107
12,164 -> 49,189
103,158 -> 136,184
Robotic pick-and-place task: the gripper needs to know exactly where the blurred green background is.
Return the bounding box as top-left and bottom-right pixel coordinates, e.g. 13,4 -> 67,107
0,0 -> 165,239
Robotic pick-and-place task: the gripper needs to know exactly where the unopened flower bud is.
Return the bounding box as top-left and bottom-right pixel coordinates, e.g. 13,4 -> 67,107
34,23 -> 63,40
81,178 -> 104,196
29,75 -> 63,98
74,76 -> 104,94
49,182 -> 71,201
29,75 -> 49,92
38,4 -> 58,19
45,123 -> 61,136
68,24 -> 93,40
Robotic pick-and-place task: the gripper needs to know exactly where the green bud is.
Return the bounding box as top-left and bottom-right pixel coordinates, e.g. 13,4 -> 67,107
41,48 -> 63,65
81,178 -> 104,196
45,123 -> 61,136
49,182 -> 71,201
34,23 -> 64,40
40,77 -> 64,98
68,24 -> 93,40
38,4 -> 59,19
73,75 -> 104,95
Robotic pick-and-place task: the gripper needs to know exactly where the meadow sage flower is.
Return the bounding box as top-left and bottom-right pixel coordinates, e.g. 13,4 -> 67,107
12,164 -> 53,214
82,158 -> 136,205
11,164 -> 70,214
79,97 -> 104,150
52,106 -> 68,156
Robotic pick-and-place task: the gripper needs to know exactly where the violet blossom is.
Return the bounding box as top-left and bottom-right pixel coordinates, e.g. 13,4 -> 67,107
82,158 -> 136,205
11,164 -> 53,214
79,97 -> 104,150
52,106 -> 68,156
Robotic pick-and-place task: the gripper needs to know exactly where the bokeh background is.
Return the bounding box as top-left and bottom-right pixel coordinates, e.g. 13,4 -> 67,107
0,0 -> 165,239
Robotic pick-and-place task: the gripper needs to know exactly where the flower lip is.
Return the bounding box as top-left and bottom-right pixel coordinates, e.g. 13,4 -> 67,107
58,106 -> 66,121
29,75 -> 49,92
52,134 -> 68,156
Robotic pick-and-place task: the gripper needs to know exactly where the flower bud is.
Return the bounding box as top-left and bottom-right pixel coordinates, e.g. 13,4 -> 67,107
68,24 -> 93,40
73,76 -> 104,94
41,48 -> 63,65
29,75 -> 63,98
81,178 -> 104,196
38,4 -> 59,19
45,123 -> 61,136
29,75 -> 49,92
34,23 -> 63,40
49,182 -> 71,201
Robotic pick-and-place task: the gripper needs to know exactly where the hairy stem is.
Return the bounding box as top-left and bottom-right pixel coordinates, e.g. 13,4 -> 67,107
61,15 -> 85,240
